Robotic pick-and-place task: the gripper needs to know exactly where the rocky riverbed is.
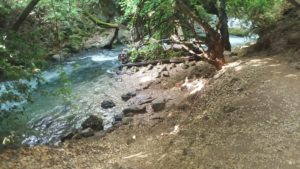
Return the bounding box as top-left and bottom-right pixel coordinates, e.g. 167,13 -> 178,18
58,59 -> 217,144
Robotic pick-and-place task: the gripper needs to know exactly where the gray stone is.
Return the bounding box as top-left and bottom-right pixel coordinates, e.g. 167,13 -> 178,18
123,105 -> 147,116
147,64 -> 154,70
81,128 -> 94,138
81,115 -> 103,131
52,54 -> 64,62
292,62 -> 300,70
180,63 -> 189,69
121,91 -> 137,101
161,65 -> 167,71
141,82 -> 153,89
162,71 -> 170,77
151,98 -> 166,112
122,117 -> 133,125
189,61 -> 196,66
101,100 -> 116,109
84,29 -> 116,49
114,114 -> 123,122
154,72 -> 161,78
72,133 -> 83,140
61,130 -> 76,142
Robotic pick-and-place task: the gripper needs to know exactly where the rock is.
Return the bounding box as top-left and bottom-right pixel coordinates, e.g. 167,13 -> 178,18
189,61 -> 196,66
123,105 -> 147,116
122,117 -> 133,125
136,96 -> 154,105
147,64 -> 154,70
171,63 -> 176,68
121,91 -> 137,101
80,128 -> 94,138
151,98 -> 166,112
130,66 -> 139,73
141,82 -> 153,89
84,29 -> 116,49
72,133 -> 83,140
180,63 -> 189,69
81,115 -> 103,131
101,100 -> 116,109
162,71 -> 170,77
117,28 -> 131,43
122,66 -> 128,71
61,131 -> 76,142
114,114 -> 123,122
292,62 -> 300,70
161,65 -> 167,71
153,72 -> 161,78
52,54 -> 64,62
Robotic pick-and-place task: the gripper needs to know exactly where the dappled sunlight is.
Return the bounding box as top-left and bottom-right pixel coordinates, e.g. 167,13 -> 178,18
285,74 -> 298,78
139,76 -> 154,83
181,78 -> 207,95
123,152 -> 148,159
269,64 -> 281,67
246,58 -> 270,67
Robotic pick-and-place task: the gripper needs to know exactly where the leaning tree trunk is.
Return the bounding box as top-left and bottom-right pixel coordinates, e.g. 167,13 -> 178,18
11,0 -> 40,31
176,0 -> 225,69
218,0 -> 231,51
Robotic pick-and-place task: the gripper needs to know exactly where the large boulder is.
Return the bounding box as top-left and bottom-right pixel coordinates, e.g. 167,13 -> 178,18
81,115 -> 103,131
101,100 -> 116,109
117,28 -> 131,43
84,29 -> 116,49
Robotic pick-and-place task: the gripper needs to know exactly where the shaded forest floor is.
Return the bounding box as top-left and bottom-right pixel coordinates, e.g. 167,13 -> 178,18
1,48 -> 300,169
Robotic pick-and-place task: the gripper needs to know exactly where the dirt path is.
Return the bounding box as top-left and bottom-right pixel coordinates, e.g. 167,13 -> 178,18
1,53 -> 300,169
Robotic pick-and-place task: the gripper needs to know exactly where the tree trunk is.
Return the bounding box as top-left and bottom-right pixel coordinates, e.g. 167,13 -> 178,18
218,0 -> 231,51
176,0 -> 225,69
104,28 -> 119,49
11,0 -> 40,31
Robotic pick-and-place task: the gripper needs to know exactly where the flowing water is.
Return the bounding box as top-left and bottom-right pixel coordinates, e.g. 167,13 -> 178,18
0,35 -> 256,150
0,47 -> 127,149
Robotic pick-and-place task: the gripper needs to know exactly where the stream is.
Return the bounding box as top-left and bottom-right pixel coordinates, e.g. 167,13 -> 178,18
0,35 -> 256,149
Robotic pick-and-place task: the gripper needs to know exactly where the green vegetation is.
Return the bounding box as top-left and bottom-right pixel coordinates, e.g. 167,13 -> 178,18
229,28 -> 249,37
0,0 -> 295,116
128,43 -> 183,62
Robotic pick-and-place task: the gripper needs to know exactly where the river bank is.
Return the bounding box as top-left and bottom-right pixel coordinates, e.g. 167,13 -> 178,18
1,46 -> 300,168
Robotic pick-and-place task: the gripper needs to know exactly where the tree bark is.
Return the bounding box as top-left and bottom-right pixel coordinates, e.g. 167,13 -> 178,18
104,28 -> 119,49
176,0 -> 225,69
11,0 -> 40,31
218,0 -> 231,51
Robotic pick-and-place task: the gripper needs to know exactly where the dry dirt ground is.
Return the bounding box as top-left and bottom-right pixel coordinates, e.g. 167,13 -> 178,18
0,50 -> 300,169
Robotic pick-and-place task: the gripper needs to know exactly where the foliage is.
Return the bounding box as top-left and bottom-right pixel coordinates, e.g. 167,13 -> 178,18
229,27 -> 249,37
129,43 -> 182,61
227,0 -> 285,30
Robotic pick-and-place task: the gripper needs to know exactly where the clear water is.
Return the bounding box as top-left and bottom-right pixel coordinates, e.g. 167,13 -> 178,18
0,47 -> 125,148
0,34 -> 255,149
